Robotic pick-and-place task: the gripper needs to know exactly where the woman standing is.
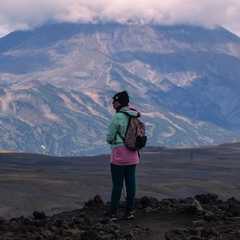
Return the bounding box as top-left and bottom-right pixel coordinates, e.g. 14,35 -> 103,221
106,91 -> 141,221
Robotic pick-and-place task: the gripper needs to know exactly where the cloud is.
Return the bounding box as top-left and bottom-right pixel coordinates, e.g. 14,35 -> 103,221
0,0 -> 240,37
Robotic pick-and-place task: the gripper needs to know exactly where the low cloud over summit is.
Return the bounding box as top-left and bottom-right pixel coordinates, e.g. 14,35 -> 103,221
0,0 -> 240,37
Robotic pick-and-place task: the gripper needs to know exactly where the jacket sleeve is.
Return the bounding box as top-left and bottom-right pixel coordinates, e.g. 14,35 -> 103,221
106,115 -> 119,144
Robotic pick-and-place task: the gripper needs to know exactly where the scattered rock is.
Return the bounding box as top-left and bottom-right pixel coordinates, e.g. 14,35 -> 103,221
1,193 -> 240,239
33,211 -> 46,220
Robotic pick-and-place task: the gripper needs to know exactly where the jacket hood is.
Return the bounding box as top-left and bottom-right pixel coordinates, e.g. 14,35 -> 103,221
119,106 -> 141,117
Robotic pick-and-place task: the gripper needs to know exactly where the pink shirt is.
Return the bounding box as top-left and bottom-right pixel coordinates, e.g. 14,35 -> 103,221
110,145 -> 139,166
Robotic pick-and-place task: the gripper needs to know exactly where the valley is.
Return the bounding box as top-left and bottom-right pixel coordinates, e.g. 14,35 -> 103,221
1,143 -> 240,219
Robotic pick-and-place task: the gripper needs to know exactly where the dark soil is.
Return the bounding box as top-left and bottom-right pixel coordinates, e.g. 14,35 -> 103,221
77,202 -> 196,239
76,194 -> 240,239
1,194 -> 240,240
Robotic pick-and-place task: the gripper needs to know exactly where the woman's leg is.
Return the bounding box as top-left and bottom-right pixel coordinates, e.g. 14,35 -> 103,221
110,163 -> 124,213
124,164 -> 136,211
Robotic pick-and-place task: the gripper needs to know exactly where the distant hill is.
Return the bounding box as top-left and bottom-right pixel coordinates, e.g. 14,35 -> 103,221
1,141 -> 240,220
0,23 -> 240,156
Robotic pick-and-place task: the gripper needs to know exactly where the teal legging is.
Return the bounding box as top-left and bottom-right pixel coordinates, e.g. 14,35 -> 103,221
110,163 -> 136,213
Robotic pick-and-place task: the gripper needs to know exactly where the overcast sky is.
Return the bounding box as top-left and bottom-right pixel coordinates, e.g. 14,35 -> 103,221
0,0 -> 240,38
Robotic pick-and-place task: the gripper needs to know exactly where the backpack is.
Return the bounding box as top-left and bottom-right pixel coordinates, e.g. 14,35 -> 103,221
119,113 -> 147,151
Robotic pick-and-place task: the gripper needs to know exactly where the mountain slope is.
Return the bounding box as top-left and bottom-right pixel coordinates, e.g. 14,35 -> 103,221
0,23 -> 240,155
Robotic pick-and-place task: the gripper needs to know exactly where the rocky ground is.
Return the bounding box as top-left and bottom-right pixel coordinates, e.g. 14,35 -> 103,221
1,193 -> 240,239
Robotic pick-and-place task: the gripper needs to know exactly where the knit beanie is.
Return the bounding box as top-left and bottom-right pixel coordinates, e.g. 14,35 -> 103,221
112,91 -> 129,106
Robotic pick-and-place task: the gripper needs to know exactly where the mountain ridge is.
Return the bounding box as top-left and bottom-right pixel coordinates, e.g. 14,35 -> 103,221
0,23 -> 240,155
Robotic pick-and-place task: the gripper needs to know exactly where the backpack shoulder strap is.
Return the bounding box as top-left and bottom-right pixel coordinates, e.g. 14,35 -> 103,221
117,112 -> 131,139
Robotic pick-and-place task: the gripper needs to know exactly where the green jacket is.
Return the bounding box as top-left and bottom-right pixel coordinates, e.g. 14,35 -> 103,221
107,106 -> 140,149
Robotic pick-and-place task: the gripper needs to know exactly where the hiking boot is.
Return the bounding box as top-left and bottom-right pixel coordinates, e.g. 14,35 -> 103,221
123,210 -> 135,220
108,213 -> 117,222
